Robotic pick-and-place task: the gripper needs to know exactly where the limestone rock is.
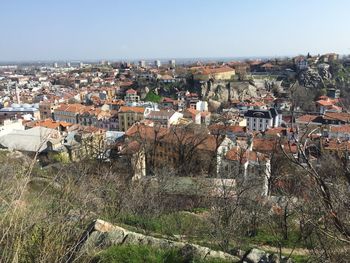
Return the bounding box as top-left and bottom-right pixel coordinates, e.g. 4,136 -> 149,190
78,219 -> 240,262
245,248 -> 267,263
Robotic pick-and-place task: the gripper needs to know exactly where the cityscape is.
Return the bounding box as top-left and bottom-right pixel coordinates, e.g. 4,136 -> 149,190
0,1 -> 350,263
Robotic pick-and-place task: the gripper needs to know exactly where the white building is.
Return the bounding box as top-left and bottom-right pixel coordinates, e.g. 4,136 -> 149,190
196,100 -> 208,112
244,108 -> 281,132
124,89 -> 140,105
145,109 -> 183,128
220,146 -> 271,196
0,119 -> 25,137
154,60 -> 161,68
139,60 -> 146,68
169,59 -> 176,68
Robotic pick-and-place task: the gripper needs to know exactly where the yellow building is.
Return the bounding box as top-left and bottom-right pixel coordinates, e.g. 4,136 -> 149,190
118,106 -> 145,132
193,66 -> 235,81
54,104 -> 88,124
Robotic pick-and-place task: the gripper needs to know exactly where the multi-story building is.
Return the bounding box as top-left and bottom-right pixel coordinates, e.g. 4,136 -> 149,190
0,104 -> 40,120
196,100 -> 208,112
124,89 -> 140,105
294,56 -> 309,70
145,109 -> 183,128
316,97 -> 341,114
118,106 -> 145,132
192,66 -> 235,81
221,146 -> 271,196
139,60 -> 146,68
183,108 -> 201,125
79,108 -> 119,131
54,104 -> 88,124
39,101 -> 58,120
244,108 -> 281,132
169,59 -> 176,68
125,124 -> 235,177
0,119 -> 25,137
154,60 -> 161,68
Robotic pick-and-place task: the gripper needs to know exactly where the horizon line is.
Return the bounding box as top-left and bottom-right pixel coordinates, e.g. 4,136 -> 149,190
0,53 -> 348,64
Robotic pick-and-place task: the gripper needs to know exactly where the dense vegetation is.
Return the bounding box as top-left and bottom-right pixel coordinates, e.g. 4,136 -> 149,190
144,90 -> 162,103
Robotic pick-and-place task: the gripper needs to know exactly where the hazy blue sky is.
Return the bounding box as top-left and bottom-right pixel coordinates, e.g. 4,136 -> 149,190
1,0 -> 349,61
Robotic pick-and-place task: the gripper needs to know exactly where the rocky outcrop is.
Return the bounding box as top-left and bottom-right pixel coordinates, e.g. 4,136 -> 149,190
76,219 -> 240,262
298,68 -> 331,88
242,248 -> 293,263
200,80 -> 258,103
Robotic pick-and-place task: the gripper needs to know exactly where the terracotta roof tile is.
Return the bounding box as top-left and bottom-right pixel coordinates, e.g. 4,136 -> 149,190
119,106 -> 145,114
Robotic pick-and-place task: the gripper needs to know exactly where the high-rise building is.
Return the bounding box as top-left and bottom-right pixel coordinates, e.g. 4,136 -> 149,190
53,62 -> 58,68
66,62 -> 71,67
139,60 -> 146,68
169,59 -> 176,68
155,60 -> 161,68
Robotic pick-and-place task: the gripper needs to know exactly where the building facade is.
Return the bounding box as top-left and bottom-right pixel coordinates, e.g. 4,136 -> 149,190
118,106 -> 145,132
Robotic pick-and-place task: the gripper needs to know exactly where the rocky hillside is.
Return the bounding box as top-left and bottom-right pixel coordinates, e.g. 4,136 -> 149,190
200,80 -> 258,103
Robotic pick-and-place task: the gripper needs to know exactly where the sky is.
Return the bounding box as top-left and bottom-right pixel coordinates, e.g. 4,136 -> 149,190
0,0 -> 349,61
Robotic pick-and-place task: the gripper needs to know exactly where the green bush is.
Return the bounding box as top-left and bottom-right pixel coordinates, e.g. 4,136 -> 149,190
144,91 -> 162,103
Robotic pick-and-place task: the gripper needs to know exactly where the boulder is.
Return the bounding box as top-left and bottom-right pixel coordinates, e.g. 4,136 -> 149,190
244,248 -> 268,263
242,248 -> 294,263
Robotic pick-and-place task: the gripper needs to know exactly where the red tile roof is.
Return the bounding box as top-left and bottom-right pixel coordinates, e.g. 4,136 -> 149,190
323,112 -> 350,123
126,88 -> 137,95
316,99 -> 335,106
119,106 -> 145,114
253,138 -> 297,154
329,125 -> 350,133
226,147 -> 268,163
194,66 -> 235,75
55,104 -> 87,113
296,114 -> 320,123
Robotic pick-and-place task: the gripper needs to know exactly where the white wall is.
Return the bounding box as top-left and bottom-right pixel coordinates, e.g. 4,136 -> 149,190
0,120 -> 25,137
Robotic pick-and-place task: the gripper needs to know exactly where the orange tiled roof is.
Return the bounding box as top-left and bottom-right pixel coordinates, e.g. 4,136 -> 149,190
226,147 -> 268,163
195,66 -> 235,75
329,125 -> 350,133
316,99 -> 335,106
323,112 -> 350,122
55,103 -> 87,113
126,88 -> 137,94
296,114 -> 320,123
119,106 -> 145,114
185,108 -> 200,116
323,139 -> 350,151
32,119 -> 72,129
265,127 -> 293,136
253,138 -> 297,154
